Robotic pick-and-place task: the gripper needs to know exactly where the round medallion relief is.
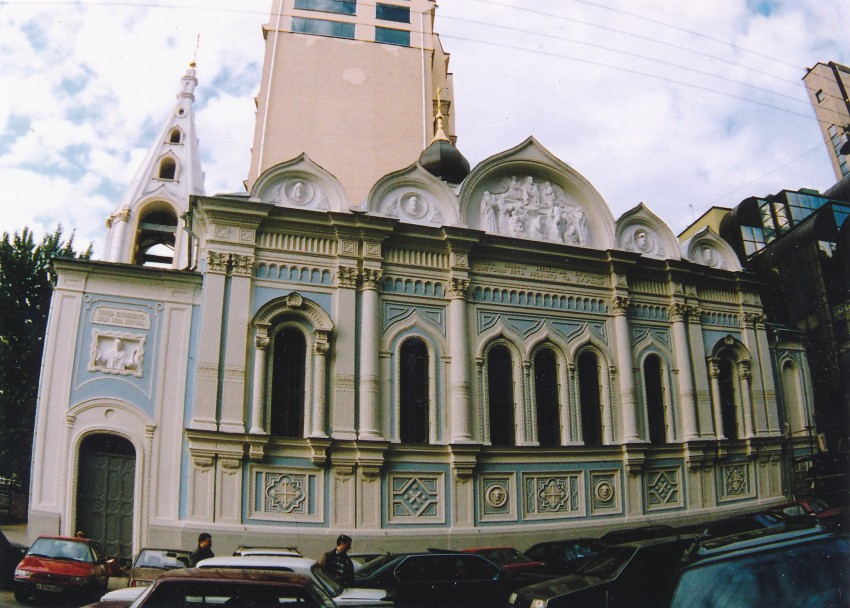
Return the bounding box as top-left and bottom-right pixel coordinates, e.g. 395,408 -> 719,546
594,480 -> 614,503
286,181 -> 314,206
401,193 -> 428,219
485,483 -> 509,509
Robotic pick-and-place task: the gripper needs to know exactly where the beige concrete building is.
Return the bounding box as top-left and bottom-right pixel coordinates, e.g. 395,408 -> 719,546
803,61 -> 850,181
247,0 -> 455,204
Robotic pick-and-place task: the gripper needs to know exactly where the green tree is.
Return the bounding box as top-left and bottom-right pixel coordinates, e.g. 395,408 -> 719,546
0,226 -> 92,489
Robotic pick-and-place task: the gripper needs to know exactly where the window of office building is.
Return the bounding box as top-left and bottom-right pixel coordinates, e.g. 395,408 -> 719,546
294,0 -> 356,15
291,16 -> 355,39
376,3 -> 410,22
375,27 -> 410,46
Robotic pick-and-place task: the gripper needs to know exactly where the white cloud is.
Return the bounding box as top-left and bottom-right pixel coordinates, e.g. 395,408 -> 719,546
0,0 -> 846,252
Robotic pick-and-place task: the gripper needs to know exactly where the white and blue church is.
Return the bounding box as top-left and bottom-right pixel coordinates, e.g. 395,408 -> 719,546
28,0 -> 816,560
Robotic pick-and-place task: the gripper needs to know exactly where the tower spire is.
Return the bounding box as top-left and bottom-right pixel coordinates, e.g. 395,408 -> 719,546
103,61 -> 205,268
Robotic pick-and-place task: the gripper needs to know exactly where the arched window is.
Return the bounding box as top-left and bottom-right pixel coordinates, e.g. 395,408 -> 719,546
169,128 -> 182,144
578,351 -> 602,446
270,327 -> 306,438
400,338 -> 429,444
644,354 -> 666,444
488,345 -> 515,446
134,209 -> 177,267
718,358 -> 738,440
534,349 -> 560,447
158,157 -> 177,180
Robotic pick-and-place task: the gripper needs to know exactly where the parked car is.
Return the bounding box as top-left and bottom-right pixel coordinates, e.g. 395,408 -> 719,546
507,535 -> 696,608
14,535 -> 110,603
82,568 -> 341,608
354,551 -> 537,608
668,525 -> 849,607
599,524 -> 677,545
128,547 -> 192,587
0,529 -> 27,588
524,538 -> 608,575
197,554 -> 392,606
232,544 -> 302,557
460,547 -> 548,575
774,496 -> 845,521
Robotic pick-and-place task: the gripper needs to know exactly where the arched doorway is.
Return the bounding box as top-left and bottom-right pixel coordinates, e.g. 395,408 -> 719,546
76,434 -> 135,562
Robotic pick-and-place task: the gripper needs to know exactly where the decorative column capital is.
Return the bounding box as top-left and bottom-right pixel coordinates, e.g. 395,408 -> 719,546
230,254 -> 255,277
707,358 -> 720,378
449,277 -> 470,298
337,266 -> 359,288
255,334 -> 270,350
742,312 -> 766,329
314,337 -> 330,356
612,295 -> 630,315
207,251 -> 230,274
115,207 -> 131,223
360,267 -> 383,290
739,360 -> 751,379
668,302 -> 689,322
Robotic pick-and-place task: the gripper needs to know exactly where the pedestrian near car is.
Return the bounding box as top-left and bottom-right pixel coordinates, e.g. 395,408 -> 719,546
318,534 -> 354,587
189,532 -> 214,566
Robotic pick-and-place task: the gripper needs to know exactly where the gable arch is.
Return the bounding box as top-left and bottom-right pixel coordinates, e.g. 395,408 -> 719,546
682,226 -> 742,271
364,162 -> 460,227
615,202 -> 681,260
250,153 -> 349,213
459,137 -> 616,249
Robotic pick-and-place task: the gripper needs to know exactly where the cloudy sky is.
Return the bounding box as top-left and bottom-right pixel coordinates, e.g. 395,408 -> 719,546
0,0 -> 847,256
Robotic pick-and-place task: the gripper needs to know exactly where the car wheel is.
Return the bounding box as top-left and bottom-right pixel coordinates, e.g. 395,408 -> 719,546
13,586 -> 28,603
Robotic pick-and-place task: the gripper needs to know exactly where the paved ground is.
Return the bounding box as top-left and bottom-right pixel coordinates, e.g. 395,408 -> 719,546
1,523 -> 127,608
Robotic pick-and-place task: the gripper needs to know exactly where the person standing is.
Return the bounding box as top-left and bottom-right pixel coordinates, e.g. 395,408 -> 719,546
189,532 -> 214,566
318,534 -> 354,587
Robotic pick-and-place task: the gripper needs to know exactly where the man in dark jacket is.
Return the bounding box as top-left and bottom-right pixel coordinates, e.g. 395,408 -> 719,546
318,534 -> 354,586
189,532 -> 214,566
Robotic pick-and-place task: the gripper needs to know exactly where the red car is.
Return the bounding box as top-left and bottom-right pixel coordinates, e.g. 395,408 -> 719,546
14,535 -> 110,603
460,547 -> 547,574
774,496 -> 845,521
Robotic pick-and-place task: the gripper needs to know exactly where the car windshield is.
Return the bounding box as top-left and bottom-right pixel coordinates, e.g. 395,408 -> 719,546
135,549 -> 191,569
354,553 -> 398,577
28,538 -> 92,563
671,536 -> 849,608
311,563 -> 344,597
576,546 -> 633,579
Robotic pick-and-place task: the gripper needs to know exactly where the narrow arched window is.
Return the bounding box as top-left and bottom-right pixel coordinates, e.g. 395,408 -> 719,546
718,358 -> 738,439
578,351 -> 602,446
169,128 -> 182,144
270,328 -> 306,438
159,157 -> 177,180
644,354 -> 666,444
488,345 -> 515,446
534,349 -> 560,447
134,209 -> 177,267
400,338 -> 429,444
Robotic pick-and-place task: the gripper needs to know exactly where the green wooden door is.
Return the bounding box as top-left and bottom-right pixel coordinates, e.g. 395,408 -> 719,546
76,434 -> 135,561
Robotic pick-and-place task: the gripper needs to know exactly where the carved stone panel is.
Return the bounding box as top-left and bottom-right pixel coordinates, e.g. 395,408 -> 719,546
89,331 -> 145,377
717,462 -> 755,502
522,472 -> 585,520
644,467 -> 683,511
248,465 -> 324,523
478,474 -> 517,522
478,176 -> 588,245
387,473 -> 445,524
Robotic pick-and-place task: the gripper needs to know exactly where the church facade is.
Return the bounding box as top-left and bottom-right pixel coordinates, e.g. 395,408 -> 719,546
28,1 -> 815,559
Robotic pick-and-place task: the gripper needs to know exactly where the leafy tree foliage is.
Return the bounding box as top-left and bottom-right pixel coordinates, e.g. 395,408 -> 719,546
0,226 -> 92,488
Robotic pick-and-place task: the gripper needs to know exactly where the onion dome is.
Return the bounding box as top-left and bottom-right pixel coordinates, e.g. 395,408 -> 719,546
418,100 -> 470,184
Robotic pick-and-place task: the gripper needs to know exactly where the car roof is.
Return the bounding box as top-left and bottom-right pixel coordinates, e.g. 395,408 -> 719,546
685,524 -> 835,564
461,547 -> 517,552
197,555 -> 317,569
138,547 -> 191,553
35,535 -> 92,542
157,568 -> 313,585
